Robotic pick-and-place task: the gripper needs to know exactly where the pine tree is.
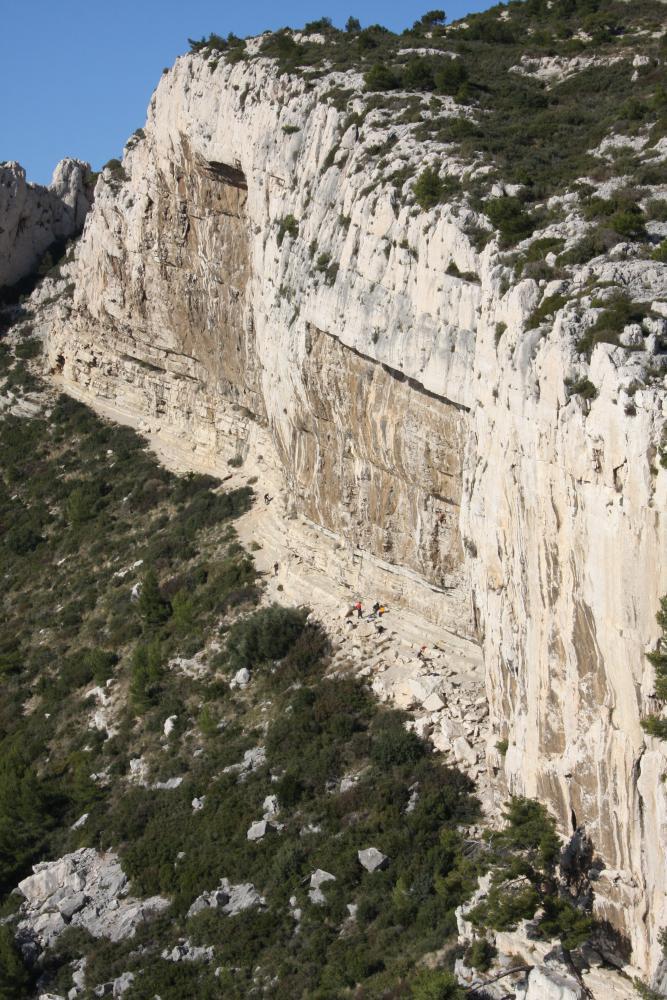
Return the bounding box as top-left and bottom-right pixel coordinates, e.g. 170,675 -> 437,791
0,926 -> 30,1000
0,748 -> 52,891
138,569 -> 171,628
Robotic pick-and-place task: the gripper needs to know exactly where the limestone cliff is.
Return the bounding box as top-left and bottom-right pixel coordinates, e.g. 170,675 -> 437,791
43,42 -> 666,981
0,158 -> 93,290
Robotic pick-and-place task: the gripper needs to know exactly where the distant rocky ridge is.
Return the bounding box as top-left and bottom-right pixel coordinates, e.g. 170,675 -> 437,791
0,159 -> 94,290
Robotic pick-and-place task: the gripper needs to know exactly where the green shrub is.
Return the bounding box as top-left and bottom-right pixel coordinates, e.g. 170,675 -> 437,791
466,936 -> 497,971
225,604 -> 309,673
371,713 -> 428,769
642,716 -> 667,739
413,166 -> 446,210
364,64 -> 401,92
411,969 -> 465,1000
499,797 -> 561,869
565,377 -> 598,400
0,925 -> 31,1000
446,261 -> 479,283
102,159 -> 127,185
521,236 -> 565,268
65,480 -> 108,526
609,207 -> 647,240
403,58 -> 436,92
576,293 -> 647,355
646,199 -> 667,222
486,197 -> 537,247
538,895 -> 594,950
138,569 -> 171,628
14,338 -> 42,360
560,227 -> 620,265
188,32 -> 228,54
277,214 -> 299,246
59,648 -> 117,691
526,293 -> 568,331
652,240 -> 667,263
434,58 -> 468,96
470,880 -> 541,931
0,744 -> 56,892
129,640 -> 165,711
647,596 -> 667,701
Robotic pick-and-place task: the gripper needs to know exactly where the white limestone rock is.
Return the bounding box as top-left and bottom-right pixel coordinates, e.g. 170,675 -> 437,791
358,848 -> 389,872
262,794 -> 279,817
161,939 -> 214,963
516,967 -> 584,999
187,878 -> 264,919
151,776 -> 183,790
17,849 -> 169,955
231,667 -> 251,688
309,869 -> 336,905
247,819 -> 278,841
223,746 -> 266,777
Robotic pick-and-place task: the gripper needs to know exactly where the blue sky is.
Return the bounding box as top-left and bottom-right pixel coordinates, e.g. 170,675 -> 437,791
2,1 -> 494,185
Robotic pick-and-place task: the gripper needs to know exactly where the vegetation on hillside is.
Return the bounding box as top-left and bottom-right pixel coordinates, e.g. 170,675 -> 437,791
189,0 -> 667,208
642,596 -> 667,739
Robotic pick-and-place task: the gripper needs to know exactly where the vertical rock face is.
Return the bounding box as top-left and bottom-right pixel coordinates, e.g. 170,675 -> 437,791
43,51 -> 666,977
0,158 -> 94,289
463,302 -> 667,975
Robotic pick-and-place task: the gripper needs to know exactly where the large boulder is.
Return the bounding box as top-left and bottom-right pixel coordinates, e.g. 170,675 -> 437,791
309,869 -> 336,905
358,848 -> 389,873
516,967 -> 584,1000
187,877 -> 264,919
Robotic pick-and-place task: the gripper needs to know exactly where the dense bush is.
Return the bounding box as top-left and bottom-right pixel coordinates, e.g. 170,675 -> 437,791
276,214 -> 299,246
486,197 -> 537,247
642,596 -> 667,738
224,604 -> 309,673
371,712 -> 428,768
0,925 -> 31,1000
411,969 -> 466,999
466,935 -> 497,972
576,293 -> 648,355
138,569 -> 172,628
469,796 -> 594,950
412,166 -> 459,210
0,743 -> 57,892
652,239 -> 667,263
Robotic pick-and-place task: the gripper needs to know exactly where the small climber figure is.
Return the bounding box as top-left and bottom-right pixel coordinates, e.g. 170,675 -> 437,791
378,605 -> 386,617
372,601 -> 381,614
417,645 -> 427,661
264,493 -> 273,505
273,562 -> 279,577
354,601 -> 363,619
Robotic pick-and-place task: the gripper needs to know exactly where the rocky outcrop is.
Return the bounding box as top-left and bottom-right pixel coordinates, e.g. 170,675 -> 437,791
0,159 -> 94,289
16,848 -> 169,957
43,45 -> 667,980
186,877 -> 264,919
